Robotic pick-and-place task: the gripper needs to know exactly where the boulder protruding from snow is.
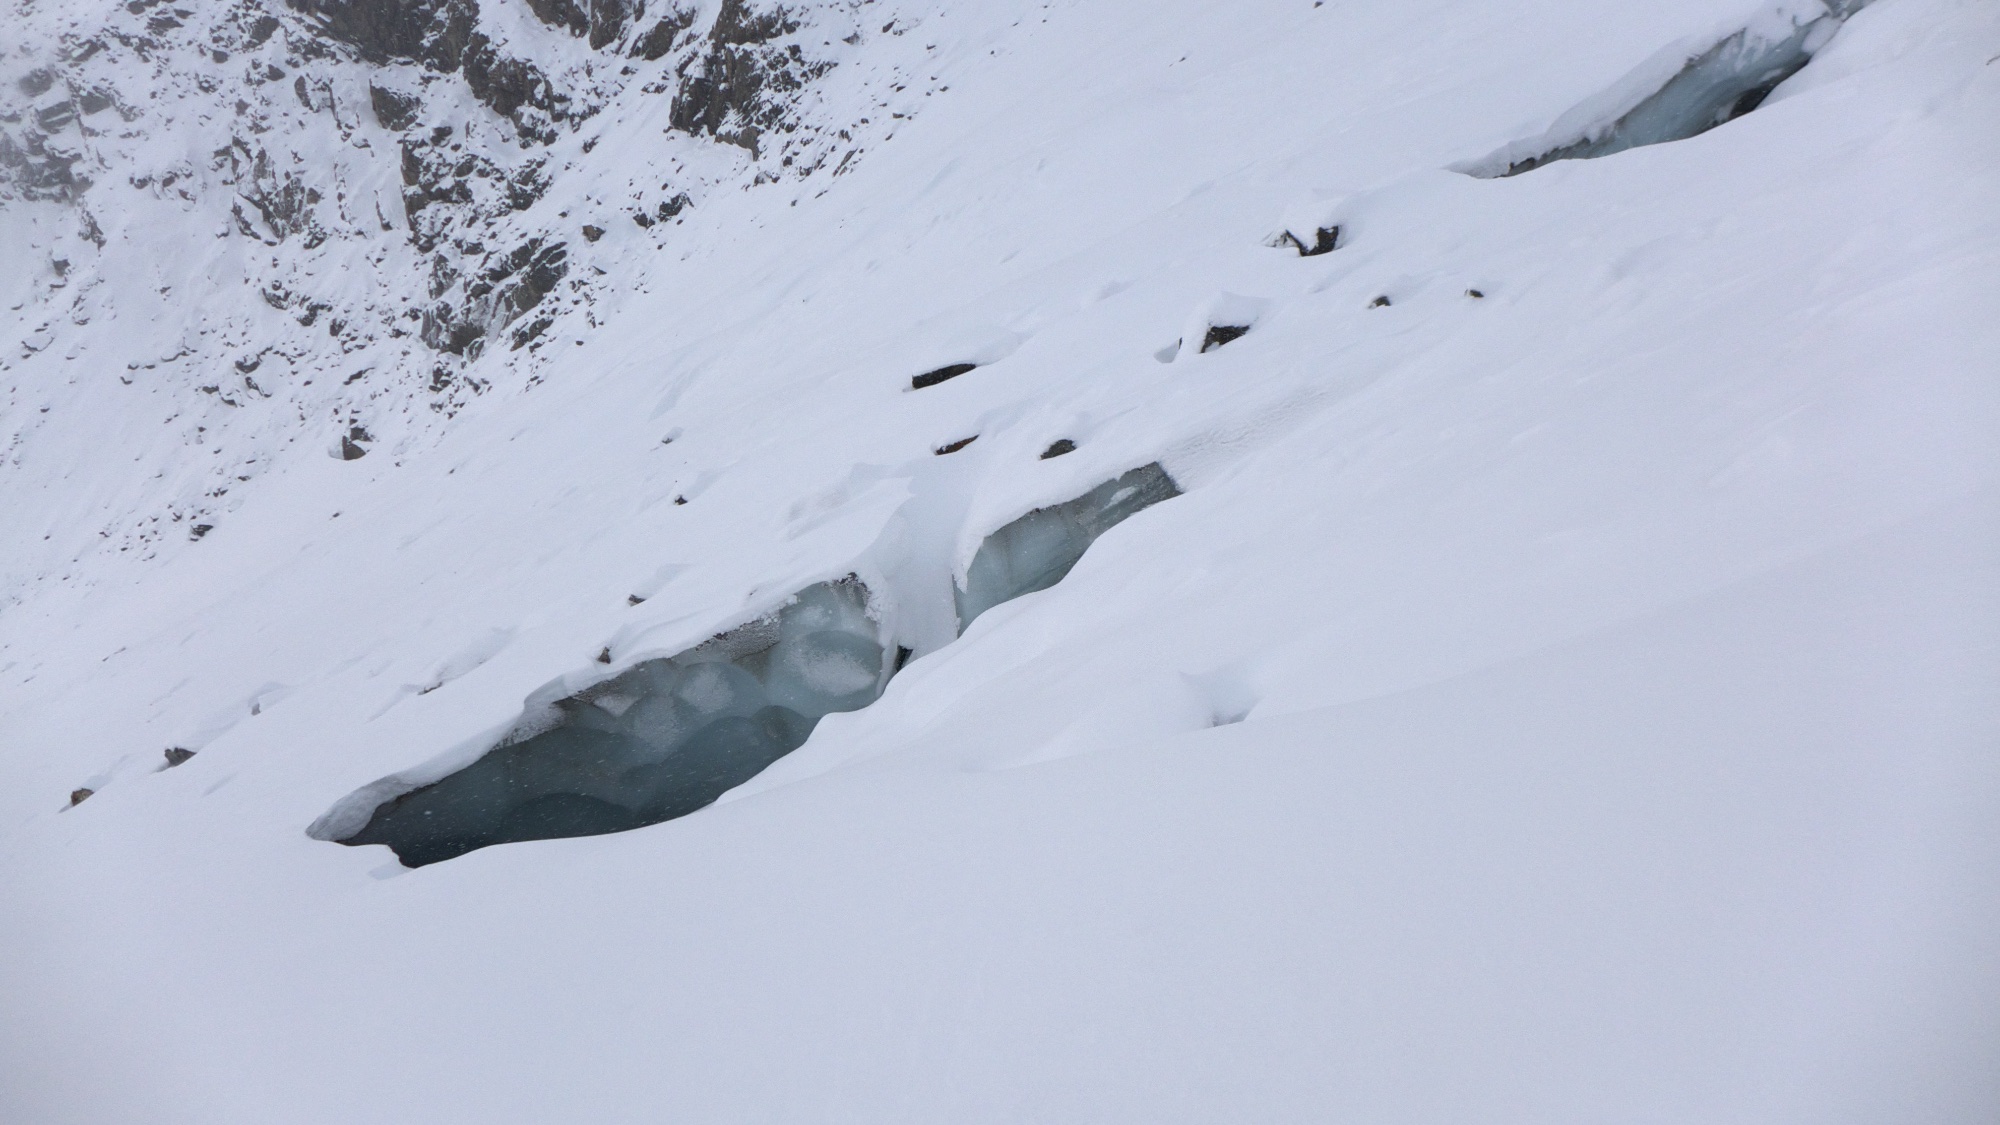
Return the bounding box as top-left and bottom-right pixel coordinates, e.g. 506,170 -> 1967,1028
1200,324 -> 1251,352
911,362 -> 977,390
1277,225 -> 1340,257
368,84 -> 421,131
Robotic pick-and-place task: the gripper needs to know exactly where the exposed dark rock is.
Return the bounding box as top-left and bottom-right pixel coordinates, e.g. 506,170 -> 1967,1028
35,102 -> 77,133
934,435 -> 977,455
340,422 -> 371,458
510,314 -> 554,349
1368,295 -> 1391,308
911,362 -> 975,389
18,68 -> 59,98
424,238 -> 569,355
1039,438 -> 1077,459
506,160 -> 550,211
422,308 -> 484,355
668,1 -> 825,152
1466,288 -> 1485,299
69,787 -> 94,806
461,33 -> 565,143
631,4 -> 694,59
524,0 -> 587,37
285,0 -> 477,71
1199,324 -> 1250,352
581,223 -> 605,241
190,524 -> 214,539
163,747 -> 196,767
368,84 -> 422,131
216,140 -> 326,245
586,0 -> 635,49
0,129 -> 88,201
712,0 -> 796,45
492,238 -> 569,313
518,0 -> 641,47
1279,224 -> 1340,256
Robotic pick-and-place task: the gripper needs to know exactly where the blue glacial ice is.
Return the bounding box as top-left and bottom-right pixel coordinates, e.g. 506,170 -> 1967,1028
955,463 -> 1181,633
1470,1 -> 1868,177
332,464 -> 1181,866
339,578 -> 884,866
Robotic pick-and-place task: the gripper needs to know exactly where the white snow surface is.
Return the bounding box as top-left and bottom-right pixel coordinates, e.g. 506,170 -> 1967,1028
3,0 -> 1999,1120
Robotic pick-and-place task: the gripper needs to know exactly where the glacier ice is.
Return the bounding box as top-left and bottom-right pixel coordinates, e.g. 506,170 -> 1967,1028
333,465 -> 1183,865
1471,2 -> 1866,177
338,577 -> 886,867
956,463 -> 1181,633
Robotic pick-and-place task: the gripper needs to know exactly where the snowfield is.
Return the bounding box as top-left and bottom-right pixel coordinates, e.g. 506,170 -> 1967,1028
2,0 -> 1997,1120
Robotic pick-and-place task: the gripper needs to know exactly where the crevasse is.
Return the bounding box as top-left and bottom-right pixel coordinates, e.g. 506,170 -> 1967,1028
1471,0 -> 1869,177
331,464 -> 1180,866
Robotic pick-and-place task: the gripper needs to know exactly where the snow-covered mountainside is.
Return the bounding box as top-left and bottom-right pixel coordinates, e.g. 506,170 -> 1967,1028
2,0 -> 1996,1119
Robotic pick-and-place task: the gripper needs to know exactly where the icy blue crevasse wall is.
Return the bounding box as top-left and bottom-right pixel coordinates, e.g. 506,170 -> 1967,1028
1478,0 -> 1870,177
334,464 -> 1180,866
342,578 -> 884,867
955,463 -> 1181,634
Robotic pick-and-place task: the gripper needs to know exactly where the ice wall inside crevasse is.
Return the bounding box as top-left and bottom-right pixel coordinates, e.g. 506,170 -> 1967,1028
338,578 -> 887,867
955,464 -> 1181,634
328,463 -> 1184,866
1469,0 -> 1869,177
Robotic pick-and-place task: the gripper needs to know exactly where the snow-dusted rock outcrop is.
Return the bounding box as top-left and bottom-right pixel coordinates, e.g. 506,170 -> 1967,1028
0,0 -> 929,587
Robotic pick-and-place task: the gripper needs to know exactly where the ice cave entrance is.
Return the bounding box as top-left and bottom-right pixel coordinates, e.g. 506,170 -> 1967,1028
325,464 -> 1181,866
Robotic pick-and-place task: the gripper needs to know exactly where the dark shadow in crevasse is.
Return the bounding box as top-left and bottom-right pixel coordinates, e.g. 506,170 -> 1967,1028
324,463 -> 1184,867
338,578 -> 883,866
1466,1 -> 1869,178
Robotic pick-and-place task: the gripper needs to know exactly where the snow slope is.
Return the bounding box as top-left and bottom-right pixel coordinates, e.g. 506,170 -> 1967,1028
3,0 -> 1998,1120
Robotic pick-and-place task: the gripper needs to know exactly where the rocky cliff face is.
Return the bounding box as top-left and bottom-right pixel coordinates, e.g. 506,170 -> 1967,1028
0,0 -> 928,591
